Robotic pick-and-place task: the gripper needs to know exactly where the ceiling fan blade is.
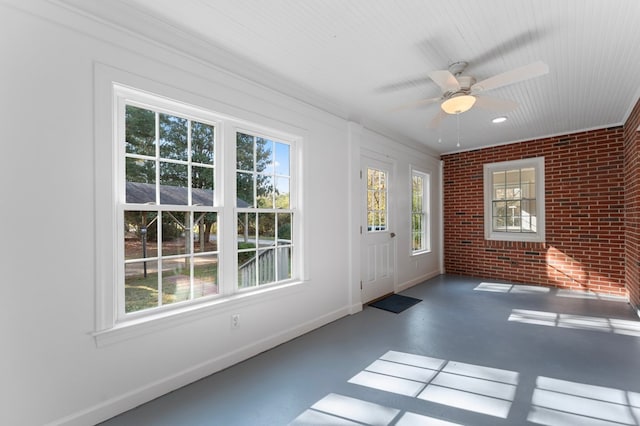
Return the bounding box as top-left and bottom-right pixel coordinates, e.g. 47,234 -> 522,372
468,29 -> 551,68
428,70 -> 460,93
428,109 -> 447,129
376,77 -> 433,93
471,61 -> 549,93
389,96 -> 441,112
474,96 -> 519,112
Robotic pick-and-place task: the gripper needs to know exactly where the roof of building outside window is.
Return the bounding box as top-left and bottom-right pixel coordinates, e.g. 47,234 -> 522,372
125,181 -> 250,207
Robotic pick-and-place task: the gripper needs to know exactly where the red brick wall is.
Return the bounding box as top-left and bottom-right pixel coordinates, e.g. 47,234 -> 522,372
442,127 -> 626,295
624,99 -> 640,307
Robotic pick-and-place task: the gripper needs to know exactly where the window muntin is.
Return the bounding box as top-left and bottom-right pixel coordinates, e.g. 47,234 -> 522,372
121,103 -> 219,316
411,170 -> 430,253
484,158 -> 545,242
236,132 -> 294,289
367,167 -> 388,232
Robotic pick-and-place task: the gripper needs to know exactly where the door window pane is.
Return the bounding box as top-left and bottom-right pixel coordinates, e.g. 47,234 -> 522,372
367,167 -> 388,232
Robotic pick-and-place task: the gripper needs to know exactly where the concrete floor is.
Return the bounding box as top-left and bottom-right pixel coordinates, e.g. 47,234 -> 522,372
101,274 -> 640,425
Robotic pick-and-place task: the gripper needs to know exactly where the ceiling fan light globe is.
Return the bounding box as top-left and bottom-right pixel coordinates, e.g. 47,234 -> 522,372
441,95 -> 476,114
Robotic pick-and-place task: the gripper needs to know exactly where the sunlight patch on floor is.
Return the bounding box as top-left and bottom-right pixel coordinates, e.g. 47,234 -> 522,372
418,362 -> 518,419
349,370 -> 425,397
291,349 -> 640,425
528,377 -> 640,426
394,411 -> 462,425
289,392 -> 462,426
473,282 -> 627,302
556,289 -> 627,302
509,309 -> 640,337
474,282 -> 551,294
380,350 -> 446,370
348,351 -> 518,419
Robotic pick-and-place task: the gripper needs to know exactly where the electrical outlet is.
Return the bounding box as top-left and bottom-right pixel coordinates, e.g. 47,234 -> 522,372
231,313 -> 240,329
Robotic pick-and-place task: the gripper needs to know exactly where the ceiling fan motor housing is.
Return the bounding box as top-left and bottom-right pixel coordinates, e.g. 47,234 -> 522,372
448,61 -> 469,75
443,75 -> 476,100
457,75 -> 476,91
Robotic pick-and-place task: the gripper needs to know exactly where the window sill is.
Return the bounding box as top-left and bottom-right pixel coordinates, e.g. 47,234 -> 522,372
485,232 -> 545,243
93,280 -> 306,348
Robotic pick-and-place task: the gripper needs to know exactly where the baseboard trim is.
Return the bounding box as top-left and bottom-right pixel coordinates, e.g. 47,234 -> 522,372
397,270 -> 441,293
48,306 -> 351,426
348,302 -> 363,315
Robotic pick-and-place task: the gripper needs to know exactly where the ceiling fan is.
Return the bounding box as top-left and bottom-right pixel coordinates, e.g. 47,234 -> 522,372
394,60 -> 549,128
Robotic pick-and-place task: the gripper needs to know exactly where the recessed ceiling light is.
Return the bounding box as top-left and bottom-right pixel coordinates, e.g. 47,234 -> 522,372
492,116 -> 508,124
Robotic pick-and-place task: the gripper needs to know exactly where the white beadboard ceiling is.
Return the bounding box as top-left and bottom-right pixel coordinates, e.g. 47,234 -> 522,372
64,0 -> 640,154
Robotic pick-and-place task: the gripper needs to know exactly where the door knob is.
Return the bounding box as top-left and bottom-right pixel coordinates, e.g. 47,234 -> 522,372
390,232 -> 396,238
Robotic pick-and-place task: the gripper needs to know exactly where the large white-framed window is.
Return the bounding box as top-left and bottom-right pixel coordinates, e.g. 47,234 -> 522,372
484,157 -> 545,242
95,81 -> 302,338
411,169 -> 430,254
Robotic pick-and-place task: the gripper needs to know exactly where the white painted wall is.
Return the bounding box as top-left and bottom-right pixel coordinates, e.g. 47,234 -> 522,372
0,2 -> 441,425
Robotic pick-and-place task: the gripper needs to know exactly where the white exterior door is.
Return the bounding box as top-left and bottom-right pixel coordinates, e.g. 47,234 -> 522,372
361,155 -> 396,303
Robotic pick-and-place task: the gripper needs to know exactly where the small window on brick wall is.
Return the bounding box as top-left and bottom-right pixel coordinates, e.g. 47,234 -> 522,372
483,157 -> 545,242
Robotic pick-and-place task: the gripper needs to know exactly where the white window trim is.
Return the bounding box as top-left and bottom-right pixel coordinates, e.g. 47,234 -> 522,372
411,168 -> 431,255
483,157 -> 545,243
93,65 -> 306,347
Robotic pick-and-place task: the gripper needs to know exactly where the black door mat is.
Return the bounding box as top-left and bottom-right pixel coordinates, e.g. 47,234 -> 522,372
369,294 -> 422,313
